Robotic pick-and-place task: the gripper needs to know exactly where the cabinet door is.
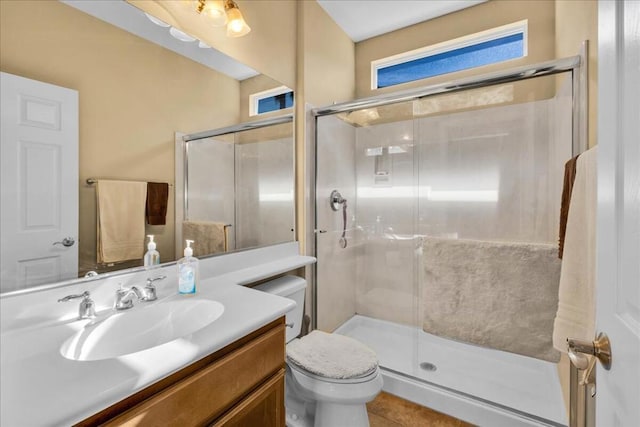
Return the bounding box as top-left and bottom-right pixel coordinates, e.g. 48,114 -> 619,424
212,369 -> 285,427
103,325 -> 285,426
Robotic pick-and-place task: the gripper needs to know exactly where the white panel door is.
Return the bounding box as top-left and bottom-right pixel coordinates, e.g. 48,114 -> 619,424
0,72 -> 79,293
596,0 -> 640,425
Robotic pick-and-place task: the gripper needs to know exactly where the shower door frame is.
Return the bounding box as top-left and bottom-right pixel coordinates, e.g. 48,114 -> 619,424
309,46 -> 588,332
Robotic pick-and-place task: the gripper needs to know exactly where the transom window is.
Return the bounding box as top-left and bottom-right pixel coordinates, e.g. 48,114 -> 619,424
249,86 -> 294,116
372,20 -> 528,89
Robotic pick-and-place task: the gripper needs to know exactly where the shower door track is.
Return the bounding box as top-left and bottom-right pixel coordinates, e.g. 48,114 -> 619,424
310,47 -> 589,330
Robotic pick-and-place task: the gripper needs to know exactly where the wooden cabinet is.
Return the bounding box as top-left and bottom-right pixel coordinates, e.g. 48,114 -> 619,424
78,318 -> 286,427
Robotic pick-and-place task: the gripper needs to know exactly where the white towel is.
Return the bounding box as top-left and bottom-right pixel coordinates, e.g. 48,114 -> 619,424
96,180 -> 147,264
553,147 -> 597,352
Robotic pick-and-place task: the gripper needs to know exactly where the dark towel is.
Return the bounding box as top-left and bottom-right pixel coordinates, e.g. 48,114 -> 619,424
559,155 -> 579,259
146,182 -> 169,225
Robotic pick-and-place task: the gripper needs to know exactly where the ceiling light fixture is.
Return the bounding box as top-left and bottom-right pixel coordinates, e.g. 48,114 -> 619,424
195,0 -> 227,26
194,0 -> 251,37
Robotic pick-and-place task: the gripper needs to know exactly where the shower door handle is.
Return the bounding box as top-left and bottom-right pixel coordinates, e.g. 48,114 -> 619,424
567,332 -> 612,370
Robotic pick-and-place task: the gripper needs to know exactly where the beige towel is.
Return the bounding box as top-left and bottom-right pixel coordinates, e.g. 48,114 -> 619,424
553,147 -> 597,352
423,237 -> 561,362
96,180 -> 147,264
182,221 -> 227,257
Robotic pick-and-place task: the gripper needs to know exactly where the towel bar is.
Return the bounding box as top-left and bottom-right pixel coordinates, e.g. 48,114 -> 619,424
86,178 -> 173,187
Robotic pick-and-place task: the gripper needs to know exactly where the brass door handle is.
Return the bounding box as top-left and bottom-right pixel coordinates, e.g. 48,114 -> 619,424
567,332 -> 612,370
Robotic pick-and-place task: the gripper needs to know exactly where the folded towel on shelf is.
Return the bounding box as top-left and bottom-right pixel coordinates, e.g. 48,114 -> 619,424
146,182 -> 169,225
96,180 -> 147,264
182,221 -> 227,257
422,237 -> 561,362
553,147 -> 597,352
559,155 -> 579,259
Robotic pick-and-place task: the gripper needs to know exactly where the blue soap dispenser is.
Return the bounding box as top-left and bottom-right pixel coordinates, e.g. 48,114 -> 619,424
177,239 -> 198,295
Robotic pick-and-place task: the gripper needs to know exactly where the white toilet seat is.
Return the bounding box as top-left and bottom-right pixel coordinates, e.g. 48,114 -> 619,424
286,330 -> 378,380
287,358 -> 379,384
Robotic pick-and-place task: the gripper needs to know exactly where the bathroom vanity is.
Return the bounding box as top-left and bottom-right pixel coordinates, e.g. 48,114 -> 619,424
0,243 -> 315,426
82,318 -> 286,426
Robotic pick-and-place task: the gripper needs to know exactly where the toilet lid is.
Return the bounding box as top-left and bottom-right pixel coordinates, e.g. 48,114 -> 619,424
286,330 -> 378,380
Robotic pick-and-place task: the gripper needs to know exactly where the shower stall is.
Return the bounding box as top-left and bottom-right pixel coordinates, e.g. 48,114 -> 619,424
312,55 -> 586,427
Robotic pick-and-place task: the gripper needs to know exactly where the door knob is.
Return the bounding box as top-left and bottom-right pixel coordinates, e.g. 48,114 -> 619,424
567,332 -> 612,370
53,237 -> 75,247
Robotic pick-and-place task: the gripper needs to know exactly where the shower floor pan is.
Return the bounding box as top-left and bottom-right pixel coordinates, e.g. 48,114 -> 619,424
335,315 -> 567,427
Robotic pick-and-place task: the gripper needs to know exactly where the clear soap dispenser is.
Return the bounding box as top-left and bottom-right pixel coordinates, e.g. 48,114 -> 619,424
144,235 -> 160,267
177,240 -> 199,295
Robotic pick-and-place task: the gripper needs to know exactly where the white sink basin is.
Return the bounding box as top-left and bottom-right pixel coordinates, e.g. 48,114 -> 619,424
60,299 -> 224,361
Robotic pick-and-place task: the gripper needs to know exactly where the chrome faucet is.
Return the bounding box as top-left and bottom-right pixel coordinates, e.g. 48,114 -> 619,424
58,291 -> 96,320
143,275 -> 166,302
114,285 -> 144,310
114,276 -> 166,310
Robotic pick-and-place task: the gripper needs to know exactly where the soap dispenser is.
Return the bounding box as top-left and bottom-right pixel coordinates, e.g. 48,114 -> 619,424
144,235 -> 160,267
177,240 -> 199,295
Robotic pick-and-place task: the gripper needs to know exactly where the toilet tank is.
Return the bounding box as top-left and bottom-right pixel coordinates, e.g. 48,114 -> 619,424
253,276 -> 306,343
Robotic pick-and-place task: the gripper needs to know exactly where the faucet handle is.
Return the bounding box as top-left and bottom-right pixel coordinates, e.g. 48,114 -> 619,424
58,291 -> 96,320
143,275 -> 166,301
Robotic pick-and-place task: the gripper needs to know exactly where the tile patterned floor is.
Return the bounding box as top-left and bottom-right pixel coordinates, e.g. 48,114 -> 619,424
367,392 -> 474,427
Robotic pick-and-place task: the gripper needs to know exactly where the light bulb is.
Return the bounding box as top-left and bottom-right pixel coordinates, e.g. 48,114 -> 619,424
201,0 -> 227,26
225,6 -> 250,37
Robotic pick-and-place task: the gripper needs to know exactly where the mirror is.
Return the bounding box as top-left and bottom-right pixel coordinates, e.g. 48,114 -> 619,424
0,0 -> 295,294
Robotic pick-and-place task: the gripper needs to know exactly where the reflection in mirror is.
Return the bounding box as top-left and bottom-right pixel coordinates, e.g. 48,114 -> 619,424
0,0 -> 294,294
178,119 -> 294,257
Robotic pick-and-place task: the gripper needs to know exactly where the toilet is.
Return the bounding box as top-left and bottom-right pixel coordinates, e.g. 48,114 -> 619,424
254,276 -> 383,427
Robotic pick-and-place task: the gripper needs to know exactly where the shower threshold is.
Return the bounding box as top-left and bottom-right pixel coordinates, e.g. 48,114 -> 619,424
335,315 -> 567,427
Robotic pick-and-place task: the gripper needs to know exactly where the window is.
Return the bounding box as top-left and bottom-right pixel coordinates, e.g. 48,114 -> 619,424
249,86 -> 294,116
372,20 -> 527,89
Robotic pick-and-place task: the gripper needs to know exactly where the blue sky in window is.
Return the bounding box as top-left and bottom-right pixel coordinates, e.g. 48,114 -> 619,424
377,33 -> 524,88
258,91 -> 294,114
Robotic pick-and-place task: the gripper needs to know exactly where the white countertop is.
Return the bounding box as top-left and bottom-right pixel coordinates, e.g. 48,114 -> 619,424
0,247 -> 315,426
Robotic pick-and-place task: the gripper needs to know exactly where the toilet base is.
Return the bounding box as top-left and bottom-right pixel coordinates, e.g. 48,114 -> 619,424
285,365 -> 380,427
285,400 -> 370,427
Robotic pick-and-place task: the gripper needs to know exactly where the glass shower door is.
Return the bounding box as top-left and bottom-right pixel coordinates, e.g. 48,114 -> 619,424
414,76 -> 573,424
315,101 -> 423,384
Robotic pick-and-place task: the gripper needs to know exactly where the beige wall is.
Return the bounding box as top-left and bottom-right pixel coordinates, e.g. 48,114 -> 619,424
556,0 -> 598,149
355,0 -> 556,98
0,0 -> 240,274
129,0 -> 297,89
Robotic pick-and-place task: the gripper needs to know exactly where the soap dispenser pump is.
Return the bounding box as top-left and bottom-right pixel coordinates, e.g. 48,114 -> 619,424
144,235 -> 160,267
177,240 -> 199,295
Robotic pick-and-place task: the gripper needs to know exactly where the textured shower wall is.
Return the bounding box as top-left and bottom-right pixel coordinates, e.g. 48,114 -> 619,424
316,115 -> 358,332
416,98 -> 566,243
